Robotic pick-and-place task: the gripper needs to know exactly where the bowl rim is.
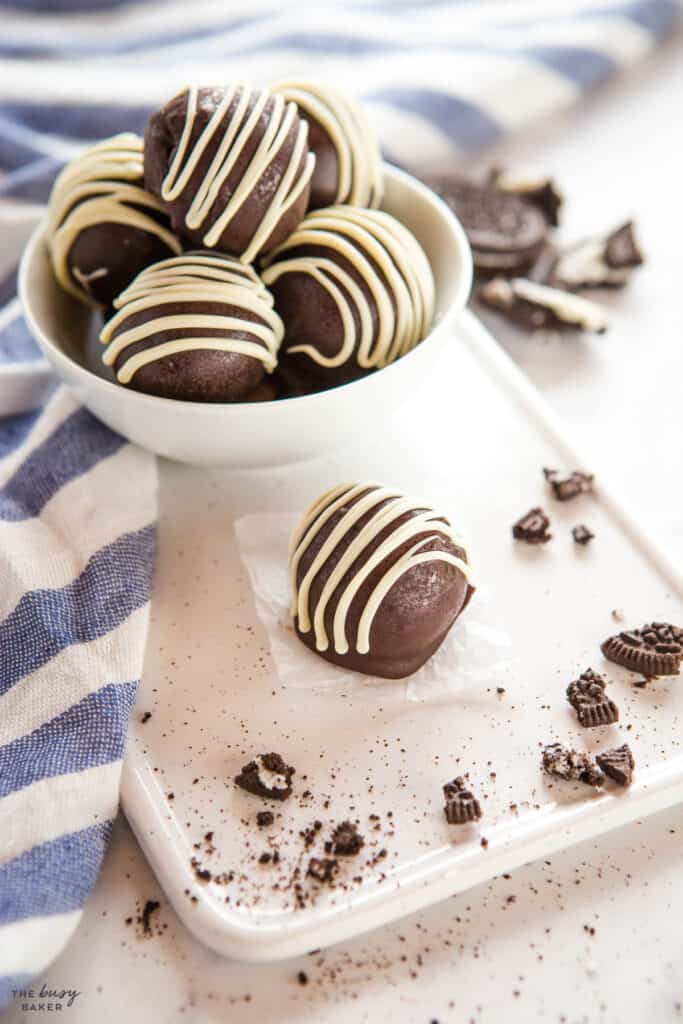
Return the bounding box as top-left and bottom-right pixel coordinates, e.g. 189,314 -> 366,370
18,163 -> 472,417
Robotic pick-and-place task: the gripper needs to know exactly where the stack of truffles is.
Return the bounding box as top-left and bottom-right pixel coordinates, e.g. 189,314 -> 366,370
46,81 -> 435,403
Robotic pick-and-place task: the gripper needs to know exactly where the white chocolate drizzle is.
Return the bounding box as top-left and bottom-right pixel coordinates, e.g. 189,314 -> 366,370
289,484 -> 473,655
272,79 -> 383,209
47,133 -> 181,306
99,252 -> 284,385
161,84 -> 315,263
262,206 -> 435,370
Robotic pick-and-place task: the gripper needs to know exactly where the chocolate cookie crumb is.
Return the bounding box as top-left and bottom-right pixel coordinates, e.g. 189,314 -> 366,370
300,821 -> 323,849
541,743 -> 604,787
256,811 -> 274,827
140,711 -> 152,724
596,744 -> 635,786
140,900 -> 160,936
497,687 -> 506,695
307,857 -> 339,883
330,821 -> 364,856
601,623 -> 683,676
235,752 -> 295,801
443,777 -> 482,824
566,668 -> 619,727
605,221 -> 643,270
543,468 -> 594,501
573,524 -> 594,546
297,971 -> 309,986
259,852 -> 272,865
513,507 -> 552,544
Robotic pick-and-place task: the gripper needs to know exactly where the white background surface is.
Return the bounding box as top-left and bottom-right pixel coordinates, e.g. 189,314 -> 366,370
8,29 -> 683,1024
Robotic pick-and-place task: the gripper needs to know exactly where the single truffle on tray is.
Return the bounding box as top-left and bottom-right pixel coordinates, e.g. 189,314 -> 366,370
288,483 -> 475,679
261,206 -> 435,389
47,133 -> 181,308
99,252 -> 283,401
271,79 -> 383,210
144,84 -> 315,263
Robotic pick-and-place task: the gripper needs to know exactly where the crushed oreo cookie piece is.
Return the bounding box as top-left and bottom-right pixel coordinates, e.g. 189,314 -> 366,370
479,275 -> 609,334
140,899 -> 160,936
513,507 -> 552,544
542,743 -> 604,787
605,221 -> 644,270
140,711 -> 152,724
543,468 -> 594,501
595,744 -> 635,787
234,752 -> 295,801
538,221 -> 643,291
307,857 -> 339,883
601,622 -> 683,676
489,166 -> 563,227
329,821 -> 365,856
566,668 -> 619,727
573,524 -> 595,546
443,776 -> 482,824
423,174 -> 548,275
256,810 -> 274,827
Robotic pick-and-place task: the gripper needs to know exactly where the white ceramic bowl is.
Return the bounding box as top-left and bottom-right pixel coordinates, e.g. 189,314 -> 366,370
19,165 -> 472,467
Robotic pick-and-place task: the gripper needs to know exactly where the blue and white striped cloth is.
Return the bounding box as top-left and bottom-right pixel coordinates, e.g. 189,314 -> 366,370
0,389 -> 156,1004
0,0 -> 679,1007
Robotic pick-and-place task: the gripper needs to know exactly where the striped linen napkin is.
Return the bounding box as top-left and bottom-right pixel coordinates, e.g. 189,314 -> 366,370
0,390 -> 156,1004
0,0 -> 679,1006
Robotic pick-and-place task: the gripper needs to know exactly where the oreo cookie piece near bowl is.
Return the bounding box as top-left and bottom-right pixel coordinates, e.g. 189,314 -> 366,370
261,205 -> 435,389
288,483 -> 475,678
99,252 -> 283,401
47,133 -> 181,309
19,163 -> 473,465
271,79 -> 383,211
144,84 -> 315,262
422,174 -> 548,276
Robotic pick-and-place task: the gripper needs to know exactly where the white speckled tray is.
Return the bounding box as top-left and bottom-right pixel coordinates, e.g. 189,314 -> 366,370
121,311 -> 683,962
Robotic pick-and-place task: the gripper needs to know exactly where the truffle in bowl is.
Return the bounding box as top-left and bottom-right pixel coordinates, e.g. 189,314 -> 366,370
19,164 -> 472,468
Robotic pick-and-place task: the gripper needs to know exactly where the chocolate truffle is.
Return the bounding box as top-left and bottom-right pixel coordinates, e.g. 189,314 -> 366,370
288,483 -> 475,679
47,133 -> 181,308
144,84 -> 315,263
271,80 -> 383,210
99,251 -> 283,401
262,206 -> 435,388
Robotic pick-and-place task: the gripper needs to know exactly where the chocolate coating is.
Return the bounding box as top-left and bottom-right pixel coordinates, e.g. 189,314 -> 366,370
99,252 -> 283,402
289,484 -> 474,679
262,207 -> 435,389
68,220 -> 175,308
267,243 -> 383,388
47,133 -> 181,308
144,85 -> 313,261
271,80 -> 383,210
304,114 -> 340,209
